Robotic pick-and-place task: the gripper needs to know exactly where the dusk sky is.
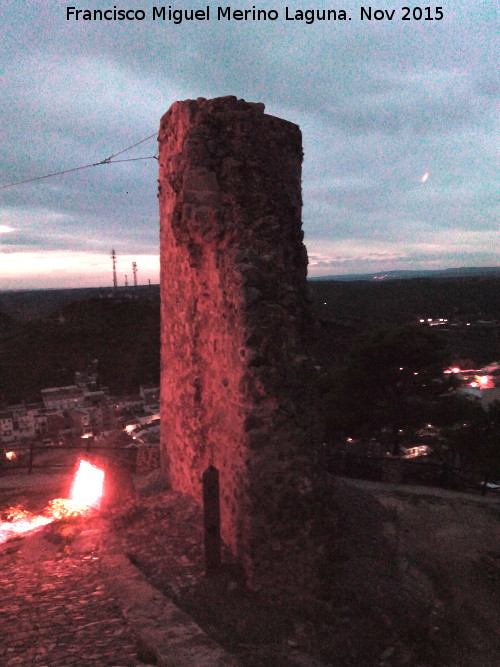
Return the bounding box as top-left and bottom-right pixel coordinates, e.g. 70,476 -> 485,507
1,1 -> 498,290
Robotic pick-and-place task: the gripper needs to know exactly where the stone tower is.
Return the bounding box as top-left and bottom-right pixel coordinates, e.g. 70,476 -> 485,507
158,96 -> 317,582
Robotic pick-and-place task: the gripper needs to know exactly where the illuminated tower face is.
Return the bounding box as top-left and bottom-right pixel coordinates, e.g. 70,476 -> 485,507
158,97 -> 317,584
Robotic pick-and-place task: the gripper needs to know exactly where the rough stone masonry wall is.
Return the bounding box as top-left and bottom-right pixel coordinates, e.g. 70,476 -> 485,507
136,443 -> 161,475
158,96 -> 318,581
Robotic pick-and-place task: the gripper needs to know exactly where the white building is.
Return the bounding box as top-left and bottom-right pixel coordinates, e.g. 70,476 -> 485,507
41,385 -> 85,410
0,411 -> 14,444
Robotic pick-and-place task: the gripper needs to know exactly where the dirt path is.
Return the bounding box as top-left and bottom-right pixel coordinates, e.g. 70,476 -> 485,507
343,478 -> 500,666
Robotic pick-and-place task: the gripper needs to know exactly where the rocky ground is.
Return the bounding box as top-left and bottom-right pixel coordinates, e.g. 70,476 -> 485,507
1,470 -> 499,666
109,471 -> 500,666
0,536 -> 141,666
0,471 -> 236,667
0,474 -> 144,666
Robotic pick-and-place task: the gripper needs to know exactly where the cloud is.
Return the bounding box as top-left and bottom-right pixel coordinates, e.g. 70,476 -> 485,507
306,227 -> 499,276
1,0 -> 498,288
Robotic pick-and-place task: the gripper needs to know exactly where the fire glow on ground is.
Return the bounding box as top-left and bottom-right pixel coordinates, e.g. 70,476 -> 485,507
0,460 -> 104,544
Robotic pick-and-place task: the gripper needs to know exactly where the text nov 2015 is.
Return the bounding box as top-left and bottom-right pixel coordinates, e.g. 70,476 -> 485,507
65,6 -> 445,23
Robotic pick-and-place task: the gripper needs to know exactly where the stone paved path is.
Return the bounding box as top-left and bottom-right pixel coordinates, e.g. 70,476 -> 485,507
0,471 -> 239,667
0,542 -> 147,666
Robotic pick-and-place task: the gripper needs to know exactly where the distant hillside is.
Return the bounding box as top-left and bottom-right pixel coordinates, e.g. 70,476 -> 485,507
1,268 -> 497,320
0,310 -> 13,328
0,276 -> 498,404
0,285 -> 160,323
309,276 -> 500,324
310,266 -> 500,282
309,276 -> 500,368
0,296 -> 160,404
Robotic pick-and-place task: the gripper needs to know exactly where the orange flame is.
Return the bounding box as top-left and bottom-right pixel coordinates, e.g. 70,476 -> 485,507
70,460 -> 105,509
46,498 -> 92,520
0,460 -> 105,544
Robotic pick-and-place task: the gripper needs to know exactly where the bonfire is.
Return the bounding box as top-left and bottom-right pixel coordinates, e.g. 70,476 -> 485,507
0,459 -> 104,544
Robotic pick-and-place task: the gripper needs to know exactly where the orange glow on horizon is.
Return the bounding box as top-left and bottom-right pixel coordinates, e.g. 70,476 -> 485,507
0,251 -> 160,291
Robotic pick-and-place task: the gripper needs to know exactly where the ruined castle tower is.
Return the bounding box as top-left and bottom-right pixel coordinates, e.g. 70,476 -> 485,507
158,96 -> 317,581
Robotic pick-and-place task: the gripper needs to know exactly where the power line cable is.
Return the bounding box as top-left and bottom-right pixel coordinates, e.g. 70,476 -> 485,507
110,156 -> 158,163
103,132 -> 158,161
0,132 -> 158,191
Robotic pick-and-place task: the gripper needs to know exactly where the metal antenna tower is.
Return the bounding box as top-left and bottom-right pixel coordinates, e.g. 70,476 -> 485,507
111,248 -> 117,291
132,261 -> 138,287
